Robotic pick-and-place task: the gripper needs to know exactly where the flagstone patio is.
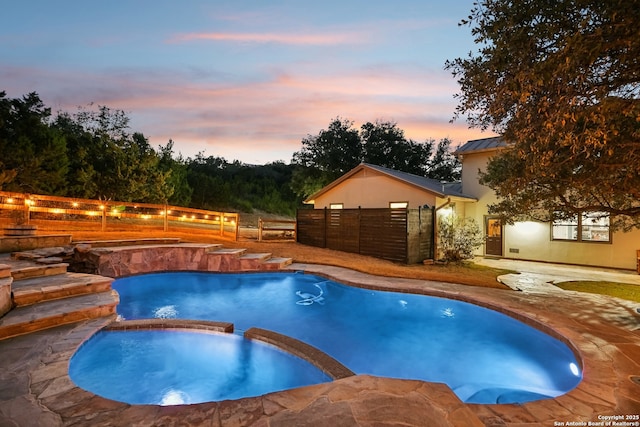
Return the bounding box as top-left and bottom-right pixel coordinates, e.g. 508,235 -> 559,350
0,260 -> 639,426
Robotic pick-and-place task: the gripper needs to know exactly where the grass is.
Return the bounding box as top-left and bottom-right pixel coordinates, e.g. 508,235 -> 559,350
555,281 -> 640,303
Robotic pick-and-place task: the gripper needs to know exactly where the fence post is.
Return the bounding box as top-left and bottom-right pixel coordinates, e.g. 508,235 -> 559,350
258,218 -> 263,242
101,203 -> 107,232
220,213 -> 224,237
293,219 -> 297,242
163,204 -> 169,232
24,195 -> 31,225
234,214 -> 239,241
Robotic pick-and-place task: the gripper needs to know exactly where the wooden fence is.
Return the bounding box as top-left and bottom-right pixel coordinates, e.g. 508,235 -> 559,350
296,207 -> 434,263
0,190 -> 239,240
257,218 -> 296,241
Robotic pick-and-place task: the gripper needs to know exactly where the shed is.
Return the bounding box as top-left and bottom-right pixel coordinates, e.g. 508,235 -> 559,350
297,163 -> 476,263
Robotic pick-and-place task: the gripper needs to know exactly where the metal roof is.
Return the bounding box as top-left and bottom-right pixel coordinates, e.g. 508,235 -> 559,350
304,163 -> 476,203
362,163 -> 447,195
441,182 -> 476,200
454,136 -> 507,155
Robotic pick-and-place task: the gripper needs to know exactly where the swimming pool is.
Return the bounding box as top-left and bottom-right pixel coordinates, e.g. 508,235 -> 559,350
73,271 -> 582,405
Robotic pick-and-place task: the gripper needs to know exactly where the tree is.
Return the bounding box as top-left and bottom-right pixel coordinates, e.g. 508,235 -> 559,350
361,120 -> 433,176
63,104 -> 171,202
53,111 -> 98,198
291,117 -> 362,197
158,140 -> 192,207
186,153 -> 232,210
428,138 -> 461,182
0,92 -> 68,194
291,118 -> 462,198
446,0 -> 640,230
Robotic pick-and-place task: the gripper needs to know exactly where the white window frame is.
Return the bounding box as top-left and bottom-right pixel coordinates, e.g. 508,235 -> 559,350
552,212 -> 611,243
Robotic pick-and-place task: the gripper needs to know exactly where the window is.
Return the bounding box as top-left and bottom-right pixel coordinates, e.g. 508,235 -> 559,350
552,212 -> 610,242
329,203 -> 343,209
581,212 -> 610,242
389,202 -> 408,209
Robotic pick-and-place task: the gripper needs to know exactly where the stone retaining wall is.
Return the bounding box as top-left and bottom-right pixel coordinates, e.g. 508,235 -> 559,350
0,235 -> 72,253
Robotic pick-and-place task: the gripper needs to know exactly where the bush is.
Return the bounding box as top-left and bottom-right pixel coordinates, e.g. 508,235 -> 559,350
437,214 -> 485,262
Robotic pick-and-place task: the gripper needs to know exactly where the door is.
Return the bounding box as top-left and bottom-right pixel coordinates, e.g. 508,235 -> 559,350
485,217 -> 503,256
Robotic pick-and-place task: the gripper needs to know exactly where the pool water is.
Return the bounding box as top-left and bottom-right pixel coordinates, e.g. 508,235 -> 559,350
69,329 -> 331,405
73,272 -> 582,405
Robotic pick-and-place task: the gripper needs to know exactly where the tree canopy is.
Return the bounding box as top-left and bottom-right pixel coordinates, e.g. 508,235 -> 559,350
0,92 -> 68,194
0,91 -> 301,216
291,117 -> 461,198
446,0 -> 640,230
1,92 -> 461,216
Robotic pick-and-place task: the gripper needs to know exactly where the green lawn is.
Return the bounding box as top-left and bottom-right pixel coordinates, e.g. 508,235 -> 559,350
555,281 -> 640,303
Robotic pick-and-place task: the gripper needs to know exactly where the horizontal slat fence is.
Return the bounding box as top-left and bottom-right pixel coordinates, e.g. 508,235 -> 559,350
0,190 -> 239,240
296,209 -> 327,248
359,208 -> 408,262
297,207 -> 434,263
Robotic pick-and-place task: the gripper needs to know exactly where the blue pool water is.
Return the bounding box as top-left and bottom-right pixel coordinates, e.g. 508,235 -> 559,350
69,329 -> 331,405
72,272 -> 582,405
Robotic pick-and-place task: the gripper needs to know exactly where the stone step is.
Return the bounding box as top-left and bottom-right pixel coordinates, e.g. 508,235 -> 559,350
11,272 -> 114,307
0,234 -> 72,253
0,268 -> 11,317
11,246 -> 72,261
10,263 -> 69,281
0,290 -> 119,340
211,248 -> 247,257
239,253 -> 273,270
0,263 -> 10,279
72,237 -> 182,248
260,257 -> 294,270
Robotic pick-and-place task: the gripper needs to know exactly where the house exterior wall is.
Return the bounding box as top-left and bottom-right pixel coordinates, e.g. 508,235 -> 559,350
312,169 -> 439,209
501,221 -> 639,270
460,149 -> 640,270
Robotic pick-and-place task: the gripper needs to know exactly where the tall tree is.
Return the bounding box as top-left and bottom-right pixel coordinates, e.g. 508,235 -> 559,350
68,105 -> 170,202
0,92 -> 68,194
428,138 -> 461,182
446,0 -> 640,230
291,118 -> 464,198
158,140 -> 193,207
361,120 -> 433,176
53,111 -> 98,198
186,153 -> 232,210
291,117 -> 362,197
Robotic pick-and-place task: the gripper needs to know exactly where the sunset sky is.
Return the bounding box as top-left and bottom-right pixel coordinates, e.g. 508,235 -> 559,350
1,1 -> 496,164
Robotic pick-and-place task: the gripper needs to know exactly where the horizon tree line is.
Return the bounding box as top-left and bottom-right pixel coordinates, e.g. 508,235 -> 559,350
0,92 -> 463,216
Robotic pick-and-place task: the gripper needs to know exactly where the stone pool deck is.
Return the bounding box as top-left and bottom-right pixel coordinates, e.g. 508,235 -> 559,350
0,262 -> 639,426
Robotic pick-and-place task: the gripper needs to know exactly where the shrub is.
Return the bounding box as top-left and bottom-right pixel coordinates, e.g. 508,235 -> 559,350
437,214 -> 485,262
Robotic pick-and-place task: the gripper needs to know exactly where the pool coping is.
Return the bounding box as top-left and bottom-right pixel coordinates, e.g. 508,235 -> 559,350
7,263 -> 640,425
244,327 -> 355,380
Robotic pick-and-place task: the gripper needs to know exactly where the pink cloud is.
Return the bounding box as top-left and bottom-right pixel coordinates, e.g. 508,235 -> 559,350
169,31 -> 364,46
0,63 -> 495,164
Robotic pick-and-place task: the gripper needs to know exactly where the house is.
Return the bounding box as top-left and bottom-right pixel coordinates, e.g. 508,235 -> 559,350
304,163 -> 476,210
455,136 -> 640,271
299,141 -> 639,270
299,163 -> 476,263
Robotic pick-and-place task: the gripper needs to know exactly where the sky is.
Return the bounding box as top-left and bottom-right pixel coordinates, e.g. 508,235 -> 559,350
1,0 -> 496,165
